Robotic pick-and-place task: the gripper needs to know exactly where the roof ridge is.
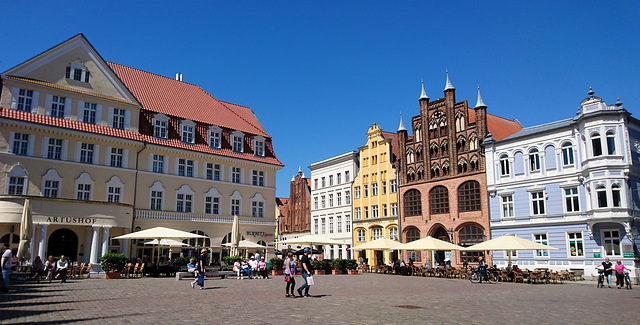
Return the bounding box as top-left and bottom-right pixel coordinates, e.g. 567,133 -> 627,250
218,99 -> 250,109
107,61 -> 203,88
212,96 -> 267,136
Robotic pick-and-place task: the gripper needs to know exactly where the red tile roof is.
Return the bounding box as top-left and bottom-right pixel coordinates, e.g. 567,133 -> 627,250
381,130 -> 400,166
467,109 -> 522,141
0,107 -> 283,166
107,62 -> 269,137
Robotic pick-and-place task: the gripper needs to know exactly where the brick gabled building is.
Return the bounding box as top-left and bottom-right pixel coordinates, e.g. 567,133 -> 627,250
277,168 -> 312,243
397,74 -> 521,266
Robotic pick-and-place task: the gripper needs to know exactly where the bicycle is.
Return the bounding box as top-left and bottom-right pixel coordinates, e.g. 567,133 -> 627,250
469,267 -> 497,284
624,271 -> 632,290
597,269 -> 605,288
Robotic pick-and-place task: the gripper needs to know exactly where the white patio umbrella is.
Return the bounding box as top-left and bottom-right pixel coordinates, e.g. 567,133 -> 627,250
114,227 -> 206,264
230,215 -> 241,256
143,239 -> 190,247
461,235 -> 559,267
392,236 -> 462,251
352,238 -> 401,250
16,199 -> 33,260
279,235 -> 345,258
222,240 -> 266,249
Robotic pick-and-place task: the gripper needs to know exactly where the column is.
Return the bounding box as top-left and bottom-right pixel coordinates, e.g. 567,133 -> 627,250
121,229 -> 129,258
84,228 -> 93,263
90,226 -> 101,264
30,224 -> 37,260
37,224 -> 48,259
101,226 -> 111,258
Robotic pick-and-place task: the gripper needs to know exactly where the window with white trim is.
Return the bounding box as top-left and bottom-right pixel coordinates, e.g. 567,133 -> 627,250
564,187 -> 580,212
612,184 -> 622,207
232,131 -> 244,153
562,143 -> 574,166
329,194 -> 334,207
391,203 -> 398,217
314,219 -> 319,235
329,175 -> 334,186
231,167 -> 241,183
606,131 -> 616,155
213,164 -> 222,181
50,96 -> 66,118
47,138 -> 63,160
501,195 -> 514,218
79,143 -> 95,164
321,218 -> 326,234
382,181 -> 387,195
252,170 -> 265,186
596,185 -> 608,208
567,232 -> 583,257
152,154 -> 164,173
149,182 -> 164,210
345,190 -> 351,204
66,61 -> 90,82
372,227 -> 383,240
16,89 -> 34,112
390,180 -> 397,193
254,136 -> 265,157
153,116 -> 168,139
355,207 -> 361,220
364,207 -> 368,219
529,149 -> 540,172
337,216 -> 342,233
230,191 -> 242,216
354,187 -> 361,199
321,195 -> 325,208
204,188 -> 221,215
357,229 -> 366,242
11,133 -> 30,156
252,200 -> 265,218
112,108 -> 126,129
500,155 -> 510,176
5,166 -> 27,195
382,204 -> 388,217
345,171 -> 350,182
176,193 -> 193,212
603,230 -> 621,256
209,127 -> 222,149
372,205 -> 379,218
110,148 -> 124,168
337,173 -> 341,184
337,192 -> 342,206
592,133 -> 603,157
314,197 -> 318,209
76,183 -> 91,200
178,159 -> 194,177
372,183 -> 378,196
363,185 -> 368,197
389,227 -> 398,241
107,186 -> 121,203
83,102 -> 97,124
346,214 -> 351,232
533,233 -> 548,257
181,122 -> 194,144
205,163 -> 214,180
531,191 -> 545,215
43,180 -> 59,198
329,217 -> 334,234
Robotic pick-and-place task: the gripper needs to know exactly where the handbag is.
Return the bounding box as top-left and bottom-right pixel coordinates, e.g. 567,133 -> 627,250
307,276 -> 314,286
284,274 -> 291,282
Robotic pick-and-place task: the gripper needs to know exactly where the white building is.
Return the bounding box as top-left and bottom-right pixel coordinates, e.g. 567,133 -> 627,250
309,152 -> 359,259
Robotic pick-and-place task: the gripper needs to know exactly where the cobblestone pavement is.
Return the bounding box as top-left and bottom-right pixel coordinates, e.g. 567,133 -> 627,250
1,273 -> 639,324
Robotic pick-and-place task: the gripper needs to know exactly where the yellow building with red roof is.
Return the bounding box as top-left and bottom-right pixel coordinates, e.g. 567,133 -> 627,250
0,34 -> 282,269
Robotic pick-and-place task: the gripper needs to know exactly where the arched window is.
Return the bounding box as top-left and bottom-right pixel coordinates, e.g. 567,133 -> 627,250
455,113 -> 465,132
442,161 -> 450,176
388,227 -> 398,241
596,185 -> 608,208
414,128 -> 421,142
470,156 -> 479,171
404,189 -> 422,216
612,184 -> 622,207
441,141 -> 448,157
562,142 -> 574,166
185,230 -> 211,248
371,227 -> 383,240
430,186 -> 449,214
429,121 -> 438,138
406,228 -> 420,242
592,133 -> 603,157
357,229 -> 366,242
458,159 -> 468,174
500,155 -> 510,176
429,143 -> 438,158
458,224 -> 485,246
456,136 -> 466,153
458,181 -> 481,212
606,131 -> 616,155
469,134 -> 478,151
529,149 -> 540,171
439,118 -> 447,137
5,165 -> 28,195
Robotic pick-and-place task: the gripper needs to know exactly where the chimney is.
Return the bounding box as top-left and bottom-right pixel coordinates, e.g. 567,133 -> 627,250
175,73 -> 183,81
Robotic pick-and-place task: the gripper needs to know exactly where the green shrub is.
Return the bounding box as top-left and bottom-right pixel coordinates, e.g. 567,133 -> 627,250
332,258 -> 346,271
312,259 -> 326,271
173,256 -> 192,268
270,257 -> 284,271
99,253 -> 128,273
222,255 -> 241,266
345,259 -> 358,270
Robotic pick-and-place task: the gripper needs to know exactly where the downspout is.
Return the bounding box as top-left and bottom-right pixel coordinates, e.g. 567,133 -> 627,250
129,141 -> 148,257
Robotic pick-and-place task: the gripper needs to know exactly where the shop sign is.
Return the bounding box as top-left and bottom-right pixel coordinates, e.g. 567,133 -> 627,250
593,253 -> 601,258
246,231 -> 273,237
46,216 -> 97,225
623,253 -> 634,258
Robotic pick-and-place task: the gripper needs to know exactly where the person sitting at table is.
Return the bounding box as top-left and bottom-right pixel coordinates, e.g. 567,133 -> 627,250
512,265 -> 520,272
233,258 -> 243,279
56,255 -> 69,283
44,256 -> 56,283
399,260 -> 408,276
30,256 -> 44,283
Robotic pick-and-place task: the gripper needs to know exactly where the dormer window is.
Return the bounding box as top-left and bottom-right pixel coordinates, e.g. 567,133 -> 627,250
153,114 -> 169,139
209,126 -> 222,149
253,136 -> 265,157
232,131 -> 244,153
65,61 -> 90,83
182,125 -> 194,143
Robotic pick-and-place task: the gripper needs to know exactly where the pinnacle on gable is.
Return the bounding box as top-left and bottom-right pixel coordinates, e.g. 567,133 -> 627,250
444,70 -> 455,91
419,80 -> 429,100
475,86 -> 487,109
398,113 -> 407,132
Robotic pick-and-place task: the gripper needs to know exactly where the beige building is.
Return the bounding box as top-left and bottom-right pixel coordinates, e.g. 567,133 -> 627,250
0,34 -> 282,270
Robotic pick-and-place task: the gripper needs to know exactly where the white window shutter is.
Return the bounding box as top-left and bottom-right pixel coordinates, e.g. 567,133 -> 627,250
124,110 -> 131,131
42,136 -> 49,158
174,158 -> 179,175
75,142 -> 81,162
45,94 -> 53,116
122,149 -> 129,168
61,140 -> 69,160
7,132 -> 15,153
64,98 -> 72,120
193,161 -> 198,178
107,107 -> 114,128
163,155 -> 169,174
95,104 -> 103,125
93,144 -> 100,164
31,91 -> 39,114
27,134 -> 35,156
10,87 -> 19,110
148,153 -> 153,172
106,146 -> 112,166
77,100 -> 85,122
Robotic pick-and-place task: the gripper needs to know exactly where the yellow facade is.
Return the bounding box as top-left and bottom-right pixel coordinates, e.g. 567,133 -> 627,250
352,124 -> 399,266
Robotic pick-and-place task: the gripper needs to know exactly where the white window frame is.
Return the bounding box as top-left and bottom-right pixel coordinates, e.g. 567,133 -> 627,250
230,191 -> 242,216
564,187 -> 580,212
177,158 -> 195,177
213,164 -> 223,181
204,188 -> 221,215
252,170 -> 265,186
372,227 -> 383,240
606,131 -> 617,155
355,207 -> 361,220
5,165 -> 28,195
253,136 -> 265,157
500,193 -> 514,218
81,101 -> 100,125
66,61 -> 90,83
209,126 -> 222,149
232,131 -> 244,153
12,88 -> 37,113
499,154 -> 510,176
390,180 -> 397,193
337,192 -> 342,206
106,176 -> 124,203
74,173 -> 94,201
321,218 -> 326,234
345,190 -> 351,204
41,169 -> 62,198
77,142 -> 98,164
337,216 -> 342,233
329,194 -> 334,207
346,215 -> 351,233
354,187 -> 361,199
533,233 -> 549,257
149,181 -> 165,210
596,185 -> 608,208
175,185 -> 195,213
153,114 -> 169,139
561,142 -> 574,166
372,205 -> 379,218
357,229 -> 366,242
251,193 -> 265,218
45,94 -> 69,119
329,217 -> 334,234
181,120 -> 195,144
372,183 -> 378,196
529,149 -> 540,172
612,184 -> 622,207
231,166 -> 242,184
151,154 -> 166,173
314,219 -> 319,235
9,132 -> 33,156
391,203 -> 398,217
389,227 -> 398,241
602,229 -> 622,257
43,137 -> 67,160
107,147 -> 128,168
567,231 -> 584,257
109,107 -> 129,130
530,190 -> 545,216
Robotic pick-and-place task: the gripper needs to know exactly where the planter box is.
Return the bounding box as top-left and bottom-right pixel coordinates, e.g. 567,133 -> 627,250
272,270 -> 284,276
105,272 -> 121,279
348,270 -> 358,275
332,270 -> 343,275
315,270 -> 326,275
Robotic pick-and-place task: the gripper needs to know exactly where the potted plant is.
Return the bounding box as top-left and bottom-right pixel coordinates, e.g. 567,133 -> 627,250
331,259 -> 345,275
346,259 -> 358,274
313,260 -> 326,275
270,257 -> 284,275
99,253 -> 128,279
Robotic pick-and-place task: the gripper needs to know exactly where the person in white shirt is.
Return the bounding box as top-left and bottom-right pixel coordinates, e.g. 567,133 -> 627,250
233,259 -> 243,279
1,243 -> 12,292
56,255 -> 69,283
248,256 -> 259,279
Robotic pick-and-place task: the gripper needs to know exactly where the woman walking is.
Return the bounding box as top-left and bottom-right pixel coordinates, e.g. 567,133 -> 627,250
284,252 -> 296,298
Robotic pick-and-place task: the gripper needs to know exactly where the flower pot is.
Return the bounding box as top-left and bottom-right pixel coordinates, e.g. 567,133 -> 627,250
348,270 -> 358,275
315,270 -> 326,275
332,270 -> 343,275
105,272 -> 121,279
272,270 -> 284,276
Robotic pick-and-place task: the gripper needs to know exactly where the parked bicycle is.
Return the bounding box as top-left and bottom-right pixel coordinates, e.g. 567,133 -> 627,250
623,271 -> 632,290
597,269 -> 605,288
469,267 -> 497,284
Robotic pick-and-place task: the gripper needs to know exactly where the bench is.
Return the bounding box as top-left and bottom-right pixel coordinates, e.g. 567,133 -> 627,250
175,270 -> 234,280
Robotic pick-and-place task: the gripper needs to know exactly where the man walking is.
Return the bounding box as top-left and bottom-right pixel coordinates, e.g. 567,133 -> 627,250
297,248 -> 313,297
196,249 -> 207,290
1,243 -> 12,292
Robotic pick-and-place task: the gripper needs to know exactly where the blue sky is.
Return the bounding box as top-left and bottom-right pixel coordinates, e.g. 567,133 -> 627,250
1,1 -> 638,197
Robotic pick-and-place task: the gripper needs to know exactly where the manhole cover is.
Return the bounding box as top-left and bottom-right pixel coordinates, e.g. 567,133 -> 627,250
396,305 -> 422,309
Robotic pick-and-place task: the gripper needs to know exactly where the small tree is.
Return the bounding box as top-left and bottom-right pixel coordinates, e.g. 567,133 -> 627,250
99,253 -> 128,273
222,255 -> 241,266
312,259 -> 326,271
270,257 -> 284,271
332,258 -> 346,271
345,259 -> 358,270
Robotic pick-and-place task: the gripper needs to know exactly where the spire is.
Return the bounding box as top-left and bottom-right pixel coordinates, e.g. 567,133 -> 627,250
475,86 -> 486,108
444,70 -> 455,91
398,113 -> 407,132
298,166 -> 302,174
419,80 -> 429,100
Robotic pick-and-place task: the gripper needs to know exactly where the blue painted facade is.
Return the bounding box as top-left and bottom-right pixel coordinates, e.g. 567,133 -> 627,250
483,91 -> 639,280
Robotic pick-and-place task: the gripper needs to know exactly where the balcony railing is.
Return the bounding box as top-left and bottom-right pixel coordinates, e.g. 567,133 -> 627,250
135,209 -> 276,226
